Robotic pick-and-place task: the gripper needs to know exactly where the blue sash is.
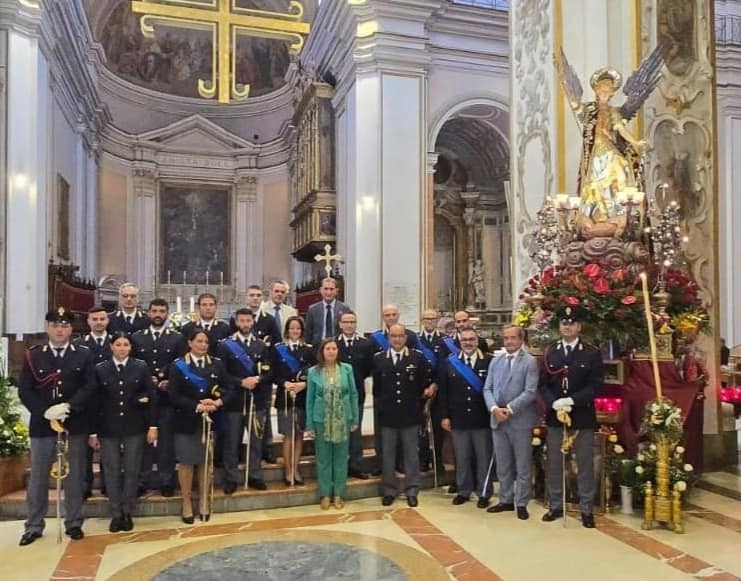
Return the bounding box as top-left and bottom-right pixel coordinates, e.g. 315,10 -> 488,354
174,359 -> 209,395
371,330 -> 389,351
447,354 -> 484,394
414,334 -> 438,369
443,336 -> 460,357
223,338 -> 256,376
275,344 -> 302,375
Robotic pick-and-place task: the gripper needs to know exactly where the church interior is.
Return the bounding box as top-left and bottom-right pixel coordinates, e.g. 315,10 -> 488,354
0,0 -> 740,579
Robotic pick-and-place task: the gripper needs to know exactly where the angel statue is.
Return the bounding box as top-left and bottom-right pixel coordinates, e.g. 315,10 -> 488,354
555,45 -> 664,239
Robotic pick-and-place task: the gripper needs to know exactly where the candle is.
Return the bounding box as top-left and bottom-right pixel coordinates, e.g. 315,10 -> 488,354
183,271 -> 187,286
640,272 -> 663,400
220,271 -> 224,286
176,296 -> 182,314
206,270 -> 210,287
189,296 -> 195,313
167,270 -> 171,286
555,193 -> 568,209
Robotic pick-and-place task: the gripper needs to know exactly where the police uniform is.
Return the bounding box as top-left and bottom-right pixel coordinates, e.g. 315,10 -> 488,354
93,357 -> 156,525
108,309 -> 149,335
438,350 -> 493,502
131,327 -> 186,492
452,332 -> 490,355
540,306 -> 604,524
228,309 -> 281,347
372,347 -> 432,503
181,319 -> 231,355
273,341 -> 315,435
337,334 -> 374,475
215,333 -> 274,489
18,308 -> 96,544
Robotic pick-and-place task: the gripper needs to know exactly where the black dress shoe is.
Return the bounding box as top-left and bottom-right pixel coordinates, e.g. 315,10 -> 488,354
447,484 -> 458,494
420,461 -> 431,472
581,513 -> 595,528
181,514 -> 195,525
263,453 -> 278,465
283,478 -> 293,486
477,497 -> 490,509
452,495 -> 469,505
247,478 -> 268,490
160,486 -> 175,498
487,503 -> 515,513
517,506 -> 530,520
542,509 -> 564,522
200,513 -> 210,522
19,531 -> 42,546
109,517 -> 122,533
294,476 -> 305,485
407,496 -> 419,508
83,489 -> 92,501
370,468 -> 382,477
100,487 -> 107,497
66,527 -> 84,540
348,469 -> 370,480
223,482 -> 237,495
122,514 -> 134,531
382,495 -> 395,506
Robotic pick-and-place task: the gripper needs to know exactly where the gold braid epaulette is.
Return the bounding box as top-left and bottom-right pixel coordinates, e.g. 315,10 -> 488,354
24,350 -> 61,387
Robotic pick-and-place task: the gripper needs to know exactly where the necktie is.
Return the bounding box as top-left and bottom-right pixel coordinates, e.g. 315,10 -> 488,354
197,359 -> 204,369
324,304 -> 333,339
394,353 -> 400,366
204,323 -> 210,332
466,356 -> 472,368
507,354 -> 514,368
117,363 -> 124,373
566,345 -> 573,356
96,337 -> 103,347
347,339 -> 353,349
273,306 -> 282,331
126,316 -> 132,325
153,331 -> 160,341
54,347 -> 64,359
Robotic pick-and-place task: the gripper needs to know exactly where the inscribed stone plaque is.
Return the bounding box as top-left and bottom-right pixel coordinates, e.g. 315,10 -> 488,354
160,186 -> 230,284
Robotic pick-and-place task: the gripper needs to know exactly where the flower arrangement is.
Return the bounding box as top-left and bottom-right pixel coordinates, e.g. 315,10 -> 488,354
515,263 -> 709,355
0,377 -> 30,458
633,442 -> 695,498
167,311 -> 191,331
641,398 -> 684,442
600,428 -> 625,477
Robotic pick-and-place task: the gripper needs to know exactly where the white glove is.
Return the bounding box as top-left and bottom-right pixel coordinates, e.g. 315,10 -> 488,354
44,402 -> 71,421
552,397 -> 574,411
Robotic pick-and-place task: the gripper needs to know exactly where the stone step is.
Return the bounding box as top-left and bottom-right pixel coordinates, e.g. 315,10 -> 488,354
0,468 -> 453,519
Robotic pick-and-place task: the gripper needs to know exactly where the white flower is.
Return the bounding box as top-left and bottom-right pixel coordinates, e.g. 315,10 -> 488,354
675,446 -> 685,454
637,454 -> 645,462
635,466 -> 644,474
532,437 -> 542,446
649,444 -> 657,451
614,445 -> 624,454
675,481 -> 687,492
684,464 -> 693,472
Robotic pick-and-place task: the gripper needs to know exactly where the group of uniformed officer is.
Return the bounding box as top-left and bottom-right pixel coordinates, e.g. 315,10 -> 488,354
17,278 -> 604,545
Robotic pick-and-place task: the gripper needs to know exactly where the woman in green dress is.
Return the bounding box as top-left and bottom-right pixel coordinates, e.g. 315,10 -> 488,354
306,338 -> 359,509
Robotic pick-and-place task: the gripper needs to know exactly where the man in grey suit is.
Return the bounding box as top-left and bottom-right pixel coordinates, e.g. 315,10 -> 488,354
483,324 -> 539,520
262,280 -> 298,337
304,277 -> 351,346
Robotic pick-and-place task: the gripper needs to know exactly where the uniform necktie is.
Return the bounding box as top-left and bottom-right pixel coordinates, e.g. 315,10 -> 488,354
324,304 -> 333,339
126,316 -> 132,325
466,356 -> 472,368
566,345 -> 573,356
347,339 -> 353,349
394,353 -> 400,366
54,347 -> 64,359
117,363 -> 124,373
153,331 -> 160,341
204,323 -> 210,332
96,337 -> 103,347
197,359 -> 204,369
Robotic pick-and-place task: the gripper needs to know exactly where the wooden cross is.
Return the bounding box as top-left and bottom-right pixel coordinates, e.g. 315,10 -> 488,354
314,244 -> 340,277
131,0 -> 310,104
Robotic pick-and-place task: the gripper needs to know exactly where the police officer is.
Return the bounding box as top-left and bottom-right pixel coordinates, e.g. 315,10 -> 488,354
89,332 -> 157,532
108,283 -> 149,335
540,305 -> 604,528
216,308 -> 273,493
131,298 -> 186,496
181,293 -> 230,355
18,308 -> 96,545
372,324 -> 433,508
336,310 -> 373,480
439,326 -> 493,508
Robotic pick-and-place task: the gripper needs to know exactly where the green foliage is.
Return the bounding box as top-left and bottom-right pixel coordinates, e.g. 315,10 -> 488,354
0,377 -> 30,457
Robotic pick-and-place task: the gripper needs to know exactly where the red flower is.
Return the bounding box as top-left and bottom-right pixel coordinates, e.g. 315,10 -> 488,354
610,268 -> 626,283
621,295 -> 638,305
565,296 -> 580,306
571,275 -> 587,292
583,263 -> 602,279
593,278 -> 610,294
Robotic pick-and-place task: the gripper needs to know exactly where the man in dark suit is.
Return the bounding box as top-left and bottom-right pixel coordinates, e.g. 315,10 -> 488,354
439,326 -> 493,508
216,308 -> 274,493
373,324 -> 434,507
131,298 -> 186,496
74,306 -> 113,498
539,305 -> 604,528
108,283 -> 149,335
247,285 -> 281,346
304,277 -> 351,346
181,293 -> 230,355
449,310 -> 489,355
18,308 -> 96,546
336,310 -> 374,479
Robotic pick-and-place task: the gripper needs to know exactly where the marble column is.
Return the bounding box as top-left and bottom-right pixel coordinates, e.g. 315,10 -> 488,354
5,27 -> 49,333
85,145 -> 99,281
130,168 -> 157,296
235,175 -> 261,296
0,28 -> 7,333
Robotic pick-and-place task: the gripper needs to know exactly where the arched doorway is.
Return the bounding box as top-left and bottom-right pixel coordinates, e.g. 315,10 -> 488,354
432,103 -> 511,326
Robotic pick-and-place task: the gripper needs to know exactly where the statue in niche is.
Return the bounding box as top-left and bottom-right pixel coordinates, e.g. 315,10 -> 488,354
470,259 -> 486,310
554,45 -> 665,240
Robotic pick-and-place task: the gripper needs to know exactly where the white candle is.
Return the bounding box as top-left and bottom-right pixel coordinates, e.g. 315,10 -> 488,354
167,270 -> 171,286
189,296 -> 195,313
183,271 -> 187,286
206,270 -> 210,287
176,296 -> 182,313
220,271 -> 224,286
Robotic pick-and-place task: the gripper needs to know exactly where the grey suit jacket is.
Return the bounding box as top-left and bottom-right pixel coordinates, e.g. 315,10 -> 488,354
261,301 -> 298,337
304,299 -> 351,345
483,349 -> 539,430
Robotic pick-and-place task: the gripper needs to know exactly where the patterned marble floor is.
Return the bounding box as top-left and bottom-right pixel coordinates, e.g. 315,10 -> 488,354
0,469 -> 739,581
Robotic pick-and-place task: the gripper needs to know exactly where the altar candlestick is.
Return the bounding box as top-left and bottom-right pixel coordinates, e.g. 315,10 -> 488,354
176,296 -> 182,314
183,271 -> 187,286
640,272 -> 663,400
189,296 -> 195,314
219,271 -> 224,302
206,270 -> 210,289
167,270 -> 171,286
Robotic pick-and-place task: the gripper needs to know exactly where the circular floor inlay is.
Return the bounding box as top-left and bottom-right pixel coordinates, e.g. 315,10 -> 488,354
153,541 -> 406,581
